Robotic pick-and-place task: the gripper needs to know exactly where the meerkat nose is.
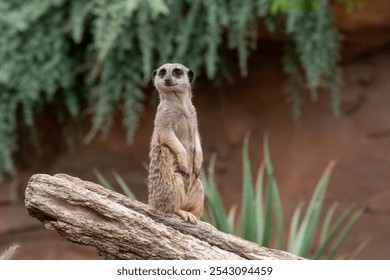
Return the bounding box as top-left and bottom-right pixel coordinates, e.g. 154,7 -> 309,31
164,78 -> 172,86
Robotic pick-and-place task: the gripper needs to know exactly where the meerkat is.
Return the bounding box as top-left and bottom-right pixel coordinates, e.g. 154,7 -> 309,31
148,63 -> 204,224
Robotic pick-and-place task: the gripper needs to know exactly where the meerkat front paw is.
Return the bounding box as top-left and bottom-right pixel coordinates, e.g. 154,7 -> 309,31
192,162 -> 201,181
177,156 -> 190,179
193,151 -> 203,178
176,209 -> 198,224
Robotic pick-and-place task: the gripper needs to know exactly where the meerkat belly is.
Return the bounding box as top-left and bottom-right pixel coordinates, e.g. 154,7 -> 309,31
175,115 -> 195,172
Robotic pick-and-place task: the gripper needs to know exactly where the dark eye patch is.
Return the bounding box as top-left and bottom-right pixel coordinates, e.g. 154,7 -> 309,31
158,68 -> 166,77
172,68 -> 183,77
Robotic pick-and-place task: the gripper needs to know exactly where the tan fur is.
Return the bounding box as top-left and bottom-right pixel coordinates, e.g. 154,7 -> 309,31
148,63 -> 204,224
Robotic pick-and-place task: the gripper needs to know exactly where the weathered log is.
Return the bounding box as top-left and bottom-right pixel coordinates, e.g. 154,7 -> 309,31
24,173 -> 302,260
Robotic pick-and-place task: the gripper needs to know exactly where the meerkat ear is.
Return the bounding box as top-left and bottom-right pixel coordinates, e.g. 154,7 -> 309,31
187,69 -> 195,83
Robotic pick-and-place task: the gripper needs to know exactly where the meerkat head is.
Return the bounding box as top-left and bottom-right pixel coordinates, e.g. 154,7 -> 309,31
152,63 -> 194,96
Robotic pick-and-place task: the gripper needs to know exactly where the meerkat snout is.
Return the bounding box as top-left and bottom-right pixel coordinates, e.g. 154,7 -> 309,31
164,77 -> 172,86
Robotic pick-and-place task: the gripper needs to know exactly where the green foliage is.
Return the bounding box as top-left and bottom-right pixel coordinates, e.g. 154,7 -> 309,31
0,0 -> 360,177
270,0 -> 319,14
0,1 -> 76,175
282,0 -> 341,118
201,155 -> 235,233
202,137 -> 367,259
337,0 -> 362,13
287,161 -> 335,257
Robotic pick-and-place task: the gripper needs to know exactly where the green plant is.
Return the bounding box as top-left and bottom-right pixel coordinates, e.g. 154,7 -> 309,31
201,154 -> 236,233
94,169 -> 136,200
337,0 -> 362,13
202,136 -> 367,259
0,0 -> 361,178
281,0 -> 341,119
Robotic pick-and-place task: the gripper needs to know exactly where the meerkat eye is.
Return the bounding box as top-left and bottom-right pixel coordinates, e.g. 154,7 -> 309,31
158,68 -> 166,77
173,68 -> 183,77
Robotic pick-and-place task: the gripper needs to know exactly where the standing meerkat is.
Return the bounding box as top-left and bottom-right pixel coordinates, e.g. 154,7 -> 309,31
148,63 -> 204,224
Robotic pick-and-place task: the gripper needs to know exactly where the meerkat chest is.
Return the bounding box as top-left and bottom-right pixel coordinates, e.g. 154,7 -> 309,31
174,108 -> 195,142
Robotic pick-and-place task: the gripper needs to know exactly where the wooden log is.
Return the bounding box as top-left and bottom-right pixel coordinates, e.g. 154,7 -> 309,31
24,173 -> 302,260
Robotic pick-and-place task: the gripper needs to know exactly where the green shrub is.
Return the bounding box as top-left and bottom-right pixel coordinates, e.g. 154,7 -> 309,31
202,136 -> 367,259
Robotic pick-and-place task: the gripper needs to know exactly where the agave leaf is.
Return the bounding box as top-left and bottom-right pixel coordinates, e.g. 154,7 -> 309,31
263,137 -> 274,247
347,237 -> 370,260
240,136 -> 256,241
201,167 -> 218,224
228,204 -> 238,232
263,178 -> 274,247
203,180 -> 222,228
288,201 -> 304,252
255,162 -> 265,245
290,209 -> 308,255
313,206 -> 352,259
326,209 -> 364,259
202,154 -> 232,233
289,161 -> 335,256
319,202 -> 339,245
263,183 -> 274,246
263,136 -> 284,249
94,169 -> 114,190
200,169 -> 214,227
200,209 -> 209,223
203,179 -> 225,230
299,161 -> 335,257
337,253 -> 348,260
113,171 -> 136,199
272,179 -> 284,249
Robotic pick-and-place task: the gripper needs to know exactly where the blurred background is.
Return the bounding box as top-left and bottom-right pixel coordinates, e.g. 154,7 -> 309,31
0,0 -> 389,259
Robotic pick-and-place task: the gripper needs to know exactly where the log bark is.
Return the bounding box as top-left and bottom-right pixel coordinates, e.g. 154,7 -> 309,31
24,173 -> 303,260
